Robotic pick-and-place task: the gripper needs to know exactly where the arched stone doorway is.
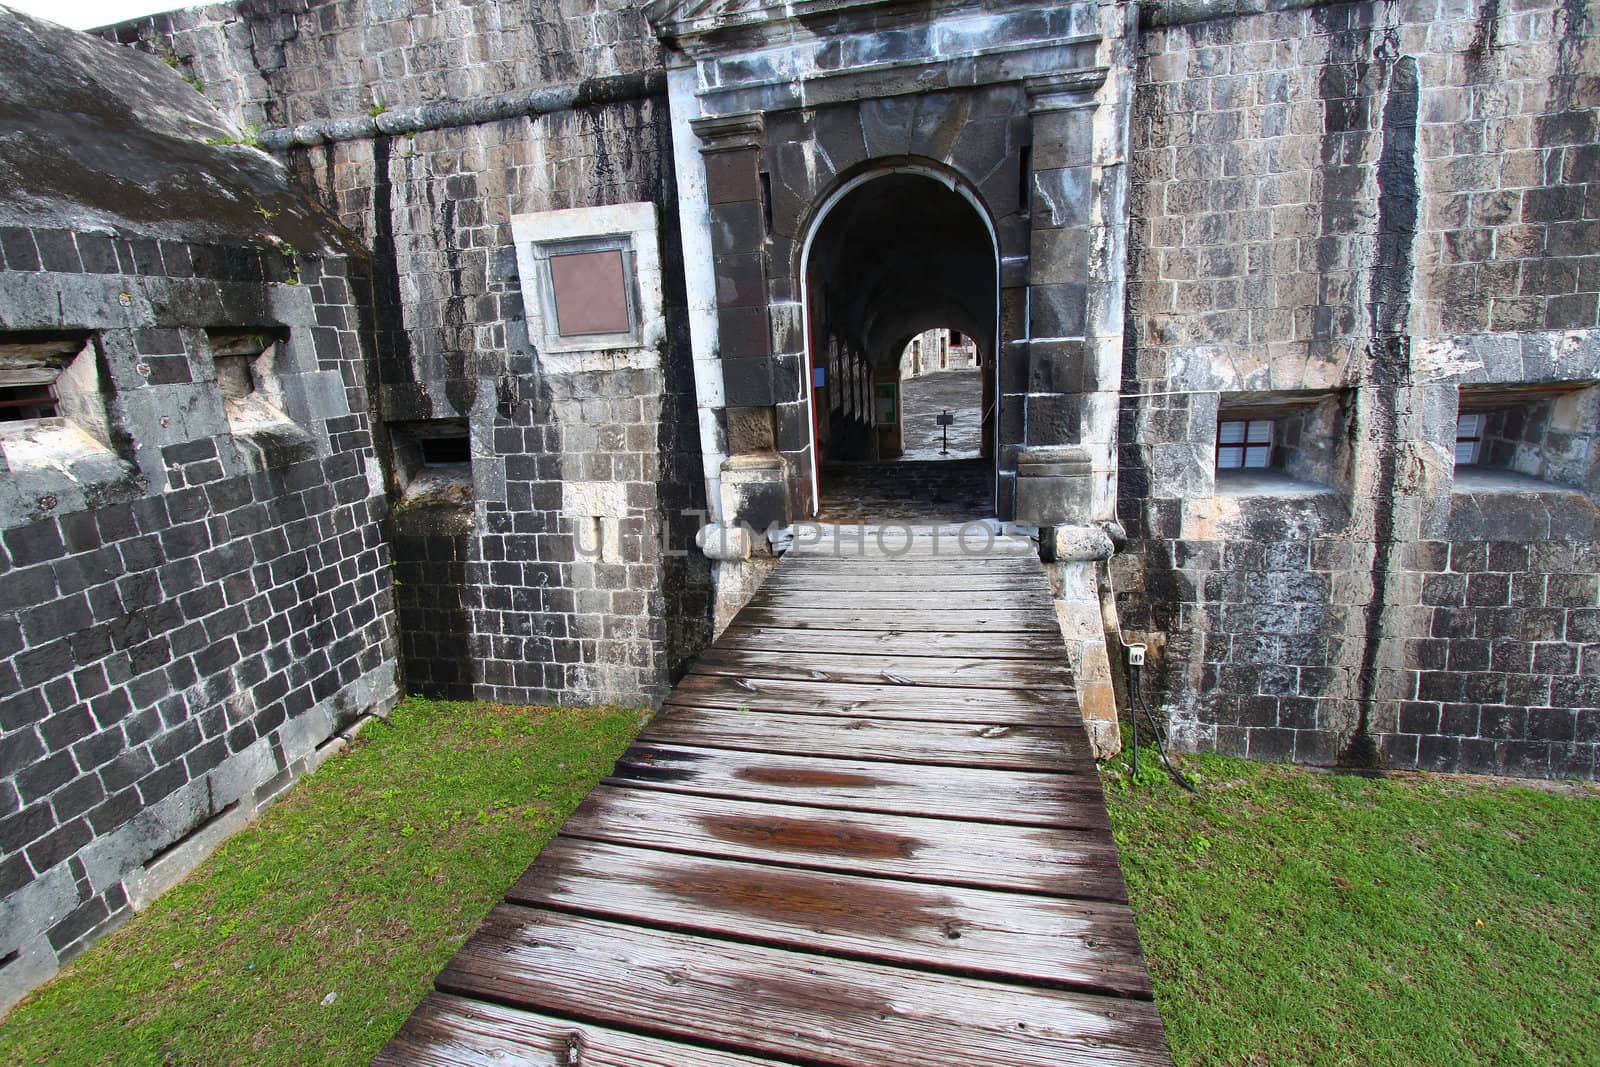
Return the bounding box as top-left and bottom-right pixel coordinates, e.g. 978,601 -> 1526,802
800,167 -> 999,518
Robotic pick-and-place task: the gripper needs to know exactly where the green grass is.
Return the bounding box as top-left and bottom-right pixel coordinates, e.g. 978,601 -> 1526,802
0,698 -> 644,1067
1104,743 -> 1600,1066
8,699 -> 1595,1066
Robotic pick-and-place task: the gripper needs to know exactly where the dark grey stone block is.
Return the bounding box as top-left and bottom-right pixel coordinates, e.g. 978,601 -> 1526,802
33,229 -> 82,273
0,227 -> 40,271
721,356 -> 775,407
1027,340 -> 1086,394
859,95 -> 918,158
1024,392 -> 1081,446
710,201 -> 764,255
714,251 -> 765,308
717,305 -> 770,360
703,148 -> 760,206
1027,282 -> 1087,339
811,104 -> 867,177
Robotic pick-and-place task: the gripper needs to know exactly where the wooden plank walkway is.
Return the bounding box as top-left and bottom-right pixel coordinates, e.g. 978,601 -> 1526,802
376,526 -> 1170,1066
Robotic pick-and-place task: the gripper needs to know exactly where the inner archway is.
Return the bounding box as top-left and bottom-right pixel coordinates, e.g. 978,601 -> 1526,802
802,168 -> 998,520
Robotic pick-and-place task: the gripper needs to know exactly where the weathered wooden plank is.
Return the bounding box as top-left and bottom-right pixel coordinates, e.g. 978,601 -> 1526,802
760,573 -> 1049,592
649,704 -> 1094,770
510,838 -> 1153,996
690,647 -> 1078,690
606,742 -> 1111,829
756,580 -> 1052,599
752,590 -> 1056,613
375,993 -> 787,1067
788,532 -> 1037,555
715,624 -> 1067,660
737,607 -> 1060,632
559,784 -> 1128,901
438,908 -> 1170,1067
665,673 -> 1073,724
783,536 -> 1037,552
778,554 -> 1040,571
785,538 -> 1034,552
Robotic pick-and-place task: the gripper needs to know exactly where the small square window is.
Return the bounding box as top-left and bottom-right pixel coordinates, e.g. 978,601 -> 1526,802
418,433 -> 471,467
0,335 -> 87,424
1454,412 -> 1485,465
390,420 -> 473,509
1217,418 -> 1273,470
207,329 -> 317,470
0,378 -> 58,421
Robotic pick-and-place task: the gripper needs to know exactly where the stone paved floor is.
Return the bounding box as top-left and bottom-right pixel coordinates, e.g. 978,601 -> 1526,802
816,458 -> 993,522
817,367 -> 991,522
900,367 -> 983,460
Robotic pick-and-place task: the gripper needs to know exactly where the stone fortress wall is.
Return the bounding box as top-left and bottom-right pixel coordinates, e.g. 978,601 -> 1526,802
104,0 -> 716,706
1118,0 -> 1600,778
1,0 -> 1597,1017
0,9 -> 399,1011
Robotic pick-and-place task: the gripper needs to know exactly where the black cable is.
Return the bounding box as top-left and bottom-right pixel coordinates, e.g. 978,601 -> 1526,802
1129,661 -> 1196,793
1130,672 -> 1138,779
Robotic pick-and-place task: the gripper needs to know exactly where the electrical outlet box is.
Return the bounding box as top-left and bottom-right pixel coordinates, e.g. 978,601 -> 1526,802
1126,643 -> 1146,666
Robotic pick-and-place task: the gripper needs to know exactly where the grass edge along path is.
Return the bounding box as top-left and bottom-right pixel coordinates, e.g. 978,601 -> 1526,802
1103,745 -> 1600,1067
0,698 -> 645,1067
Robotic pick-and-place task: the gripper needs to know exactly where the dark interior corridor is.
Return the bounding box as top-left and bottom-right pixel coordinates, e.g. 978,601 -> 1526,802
805,170 -> 997,520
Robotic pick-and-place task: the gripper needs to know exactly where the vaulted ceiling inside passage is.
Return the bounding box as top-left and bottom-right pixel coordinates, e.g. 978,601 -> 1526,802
807,173 -> 996,371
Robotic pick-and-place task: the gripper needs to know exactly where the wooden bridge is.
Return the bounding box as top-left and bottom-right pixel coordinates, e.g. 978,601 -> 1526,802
376,527 -> 1170,1066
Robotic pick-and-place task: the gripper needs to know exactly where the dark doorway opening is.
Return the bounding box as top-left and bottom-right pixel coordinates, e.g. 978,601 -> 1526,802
804,170 -> 997,522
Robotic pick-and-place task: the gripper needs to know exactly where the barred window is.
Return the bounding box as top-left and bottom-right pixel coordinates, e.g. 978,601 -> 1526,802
1454,412 -> 1485,465
1217,418 -> 1273,470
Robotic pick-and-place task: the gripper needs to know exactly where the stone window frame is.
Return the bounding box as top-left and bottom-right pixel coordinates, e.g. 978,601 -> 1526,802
1212,390 -> 1348,498
389,418 -> 474,509
1450,382 -> 1600,494
207,329 -> 292,424
510,202 -> 664,373
203,327 -> 317,470
0,331 -> 137,524
0,332 -> 116,459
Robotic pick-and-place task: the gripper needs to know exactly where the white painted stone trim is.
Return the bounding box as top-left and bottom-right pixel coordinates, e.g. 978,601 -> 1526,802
667,63 -> 730,521
510,201 -> 664,375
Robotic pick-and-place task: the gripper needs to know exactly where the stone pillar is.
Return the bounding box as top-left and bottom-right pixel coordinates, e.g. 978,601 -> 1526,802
1041,524 -> 1122,759
692,114 -> 773,414
1020,52 -> 1133,757
689,114 -> 790,625
699,452 -> 788,633
1015,68 -> 1125,526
